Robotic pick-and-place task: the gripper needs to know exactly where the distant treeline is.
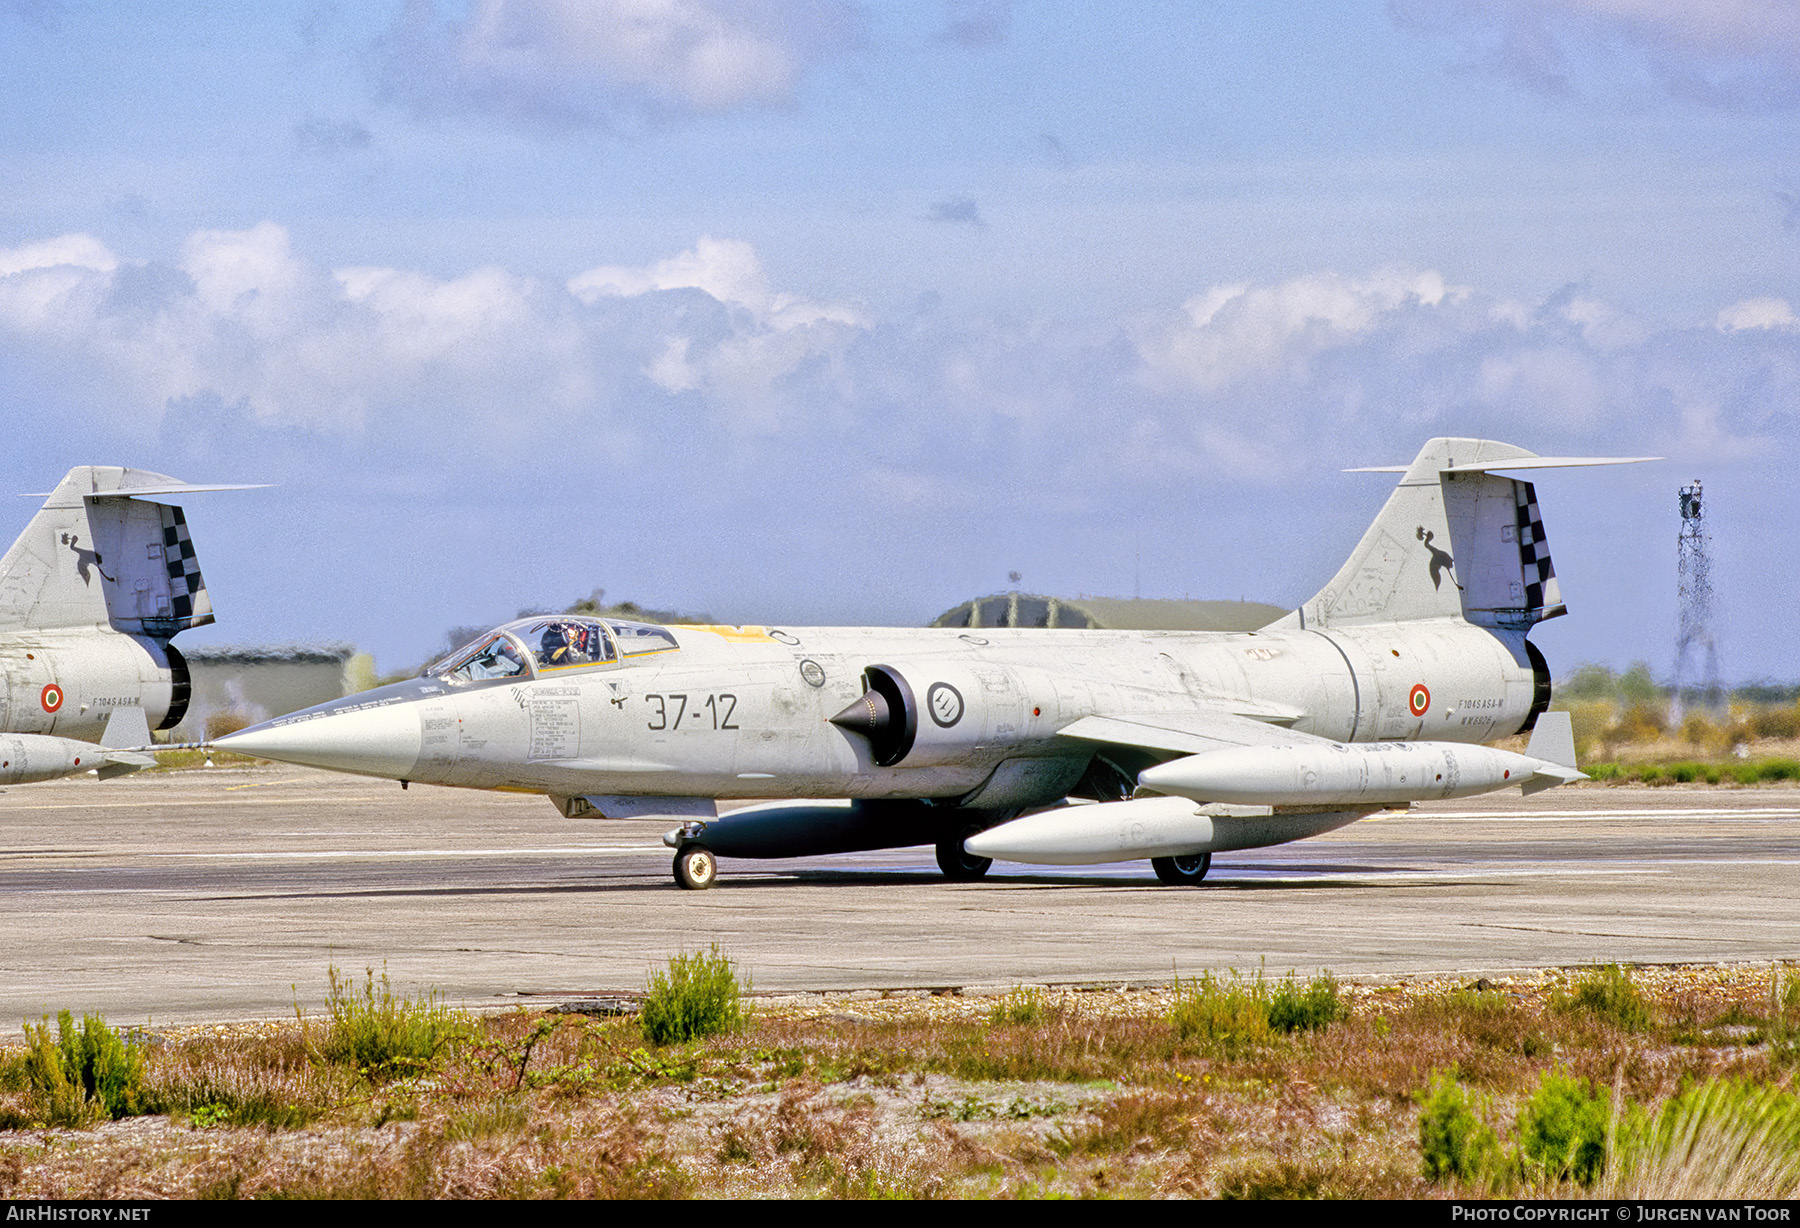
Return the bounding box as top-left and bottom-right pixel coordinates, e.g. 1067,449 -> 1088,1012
1554,663 -> 1800,707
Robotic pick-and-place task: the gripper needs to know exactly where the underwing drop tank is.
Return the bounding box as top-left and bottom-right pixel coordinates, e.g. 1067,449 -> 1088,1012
1135,736 -> 1582,808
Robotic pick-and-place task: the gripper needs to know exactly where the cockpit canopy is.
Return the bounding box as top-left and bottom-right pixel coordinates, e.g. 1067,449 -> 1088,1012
424,615 -> 680,684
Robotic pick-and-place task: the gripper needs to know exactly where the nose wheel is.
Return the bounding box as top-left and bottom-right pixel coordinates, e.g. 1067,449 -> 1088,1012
1151,852 -> 1211,886
673,844 -> 718,890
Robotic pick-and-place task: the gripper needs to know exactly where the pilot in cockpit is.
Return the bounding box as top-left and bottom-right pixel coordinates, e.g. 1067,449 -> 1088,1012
540,623 -> 571,666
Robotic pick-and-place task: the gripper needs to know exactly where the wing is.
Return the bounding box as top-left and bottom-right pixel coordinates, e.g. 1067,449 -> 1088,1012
1056,709 -> 1331,759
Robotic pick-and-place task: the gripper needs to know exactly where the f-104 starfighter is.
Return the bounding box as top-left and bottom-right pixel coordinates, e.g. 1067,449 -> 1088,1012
212,437 -> 1647,889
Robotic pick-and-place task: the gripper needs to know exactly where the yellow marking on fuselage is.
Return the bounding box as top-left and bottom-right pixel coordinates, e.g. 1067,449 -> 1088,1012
683,625 -> 777,643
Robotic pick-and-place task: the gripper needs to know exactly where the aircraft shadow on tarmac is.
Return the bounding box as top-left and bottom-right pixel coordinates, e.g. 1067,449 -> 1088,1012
200,861 -> 1463,901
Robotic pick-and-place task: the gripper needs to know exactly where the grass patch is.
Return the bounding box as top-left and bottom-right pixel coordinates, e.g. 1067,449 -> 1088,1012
1604,1078 -> 1800,1199
1554,964 -> 1654,1032
1584,758 -> 1800,785
5,964 -> 1800,1197
1169,971 -> 1271,1053
1268,973 -> 1348,1033
1169,968 -> 1347,1053
307,965 -> 466,1081
988,987 -> 1052,1027
640,946 -> 747,1047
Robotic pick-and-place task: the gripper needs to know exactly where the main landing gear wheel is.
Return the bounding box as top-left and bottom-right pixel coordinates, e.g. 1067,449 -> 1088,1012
935,838 -> 992,882
1151,852 -> 1211,886
674,845 -> 718,890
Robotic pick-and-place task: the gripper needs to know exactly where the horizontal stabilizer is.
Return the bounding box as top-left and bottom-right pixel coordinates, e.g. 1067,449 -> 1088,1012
20,482 -> 269,498
1443,456 -> 1660,473
1347,448 -> 1660,474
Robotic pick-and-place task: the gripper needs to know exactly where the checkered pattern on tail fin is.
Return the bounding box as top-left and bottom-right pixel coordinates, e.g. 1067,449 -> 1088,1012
160,504 -> 204,622
1515,481 -> 1555,611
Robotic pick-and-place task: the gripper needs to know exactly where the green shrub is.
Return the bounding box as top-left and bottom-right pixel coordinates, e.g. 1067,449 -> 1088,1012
640,946 -> 747,1046
313,965 -> 463,1080
1556,964 -> 1652,1032
1418,1071 -> 1502,1183
1268,973 -> 1348,1033
1516,1070 -> 1611,1186
17,1011 -> 151,1125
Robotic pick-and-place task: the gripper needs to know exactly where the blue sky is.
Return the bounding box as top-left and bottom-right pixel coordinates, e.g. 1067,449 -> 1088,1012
3,0 -> 1799,681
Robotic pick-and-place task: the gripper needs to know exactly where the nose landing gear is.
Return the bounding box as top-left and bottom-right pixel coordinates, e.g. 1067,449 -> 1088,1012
674,843 -> 717,890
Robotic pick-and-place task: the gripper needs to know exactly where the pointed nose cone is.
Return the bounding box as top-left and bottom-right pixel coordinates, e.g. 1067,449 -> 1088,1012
217,699 -> 424,780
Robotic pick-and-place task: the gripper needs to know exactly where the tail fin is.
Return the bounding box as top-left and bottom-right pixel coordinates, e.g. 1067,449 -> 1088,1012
0,467 -> 236,636
1286,438 -> 1654,630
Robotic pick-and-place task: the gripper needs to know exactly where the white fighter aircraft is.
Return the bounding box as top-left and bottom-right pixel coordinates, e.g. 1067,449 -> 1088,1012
1,467 -> 249,785
213,437 -> 1649,889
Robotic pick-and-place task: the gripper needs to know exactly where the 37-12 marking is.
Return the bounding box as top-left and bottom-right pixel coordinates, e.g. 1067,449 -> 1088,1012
645,693 -> 738,731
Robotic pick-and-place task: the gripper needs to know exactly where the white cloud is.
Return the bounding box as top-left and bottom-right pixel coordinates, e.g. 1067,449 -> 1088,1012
569,236 -> 866,328
569,237 -> 868,423
0,234 -> 120,334
381,0 -> 858,124
4,225 -> 1800,488
0,224 -> 868,438
1140,268 -> 1460,394
1716,296 -> 1798,331
0,233 -> 116,278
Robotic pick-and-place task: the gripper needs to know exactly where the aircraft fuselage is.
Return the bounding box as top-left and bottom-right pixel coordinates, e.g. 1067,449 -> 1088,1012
223,618 -> 1542,814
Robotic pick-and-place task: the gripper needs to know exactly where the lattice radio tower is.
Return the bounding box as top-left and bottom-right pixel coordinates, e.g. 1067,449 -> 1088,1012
1672,479 -> 1723,720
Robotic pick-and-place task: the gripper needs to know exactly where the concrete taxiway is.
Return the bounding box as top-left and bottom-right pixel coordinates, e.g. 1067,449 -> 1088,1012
0,766 -> 1796,1031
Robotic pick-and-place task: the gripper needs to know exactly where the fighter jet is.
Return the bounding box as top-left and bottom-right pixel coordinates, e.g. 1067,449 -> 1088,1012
214,437 -> 1650,888
0,467 -> 248,785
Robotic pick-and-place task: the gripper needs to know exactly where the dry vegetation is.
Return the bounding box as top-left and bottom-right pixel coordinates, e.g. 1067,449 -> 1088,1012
1549,662 -> 1800,782
0,961 -> 1797,1199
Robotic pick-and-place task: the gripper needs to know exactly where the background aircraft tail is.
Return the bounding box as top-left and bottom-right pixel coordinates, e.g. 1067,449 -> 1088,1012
1284,437 -> 1652,631
0,467 -> 219,636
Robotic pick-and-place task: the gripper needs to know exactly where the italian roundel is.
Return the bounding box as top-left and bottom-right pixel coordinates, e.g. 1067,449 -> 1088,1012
1408,683 -> 1430,717
40,683 -> 64,713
